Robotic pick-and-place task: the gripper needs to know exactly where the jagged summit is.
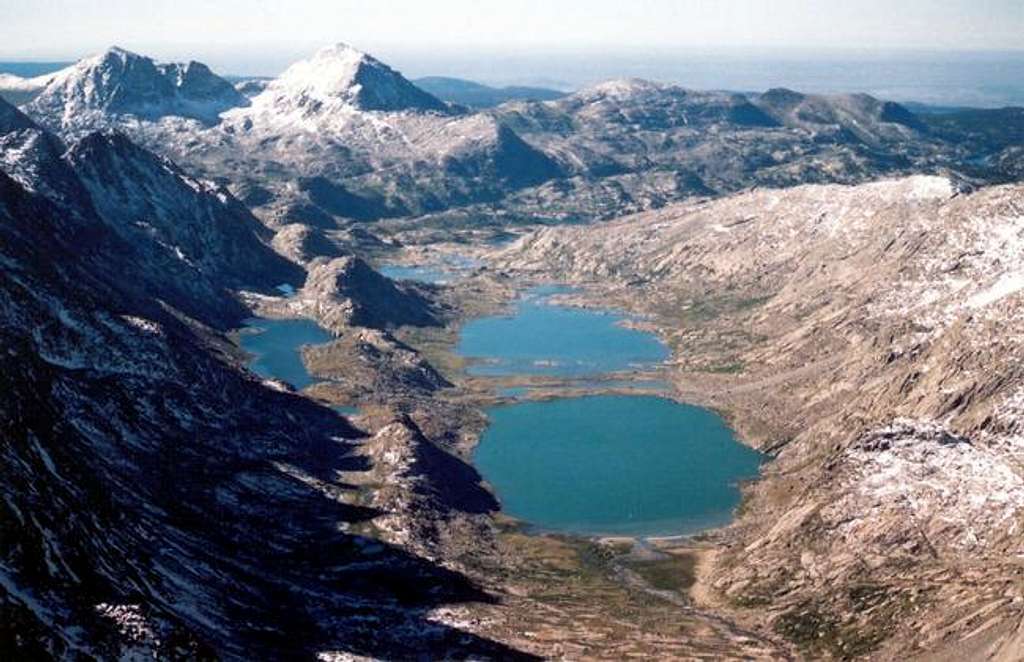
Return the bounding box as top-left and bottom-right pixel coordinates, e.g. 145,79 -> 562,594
256,42 -> 451,114
24,46 -> 247,129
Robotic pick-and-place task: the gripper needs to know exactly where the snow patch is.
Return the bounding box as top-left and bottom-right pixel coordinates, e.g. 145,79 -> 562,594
842,419 -> 1024,550
272,43 -> 369,100
906,175 -> 954,200
122,315 -> 162,335
967,271 -> 1024,308
95,603 -> 161,660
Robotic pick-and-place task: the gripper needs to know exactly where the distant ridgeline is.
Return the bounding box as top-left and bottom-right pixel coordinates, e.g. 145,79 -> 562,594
0,61 -> 72,77
1,46 -> 1022,228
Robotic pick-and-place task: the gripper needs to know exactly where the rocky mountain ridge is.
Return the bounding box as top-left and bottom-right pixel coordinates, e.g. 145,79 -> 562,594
412,76 -> 566,108
0,93 -> 521,659
0,97 -> 298,329
8,44 -> 1021,232
22,47 -> 247,134
491,174 -> 1024,657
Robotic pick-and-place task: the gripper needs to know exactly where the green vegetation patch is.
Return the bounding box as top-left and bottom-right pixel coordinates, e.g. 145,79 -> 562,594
703,361 -> 745,374
626,553 -> 697,592
774,592 -> 905,659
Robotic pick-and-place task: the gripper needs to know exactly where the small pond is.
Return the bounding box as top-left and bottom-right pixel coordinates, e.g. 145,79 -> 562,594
238,317 -> 332,390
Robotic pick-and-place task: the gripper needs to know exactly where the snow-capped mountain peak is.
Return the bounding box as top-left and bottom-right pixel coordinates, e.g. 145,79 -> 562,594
256,42 -> 451,114
278,43 -> 371,98
23,46 -> 247,133
580,78 -> 669,99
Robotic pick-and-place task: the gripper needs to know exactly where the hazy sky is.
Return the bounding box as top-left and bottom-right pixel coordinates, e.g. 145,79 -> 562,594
2,0 -> 1023,75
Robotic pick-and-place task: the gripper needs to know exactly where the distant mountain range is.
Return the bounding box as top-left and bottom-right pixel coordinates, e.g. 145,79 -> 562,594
3,44 -> 1020,229
412,76 -> 565,107
0,61 -> 72,77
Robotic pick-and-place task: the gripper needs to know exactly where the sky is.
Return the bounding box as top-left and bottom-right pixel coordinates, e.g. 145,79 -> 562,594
2,0 -> 1022,75
1,0 -> 1023,106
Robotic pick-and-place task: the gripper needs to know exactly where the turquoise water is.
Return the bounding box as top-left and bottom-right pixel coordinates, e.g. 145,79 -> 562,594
475,395 -> 763,537
239,317 -> 332,390
379,255 -> 479,284
457,287 -> 668,377
379,264 -> 452,284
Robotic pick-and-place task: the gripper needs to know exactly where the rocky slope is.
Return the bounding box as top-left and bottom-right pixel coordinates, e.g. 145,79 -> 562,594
65,130 -> 301,292
492,174 -> 1024,657
0,98 -> 298,329
0,102 -> 524,660
22,47 -> 247,134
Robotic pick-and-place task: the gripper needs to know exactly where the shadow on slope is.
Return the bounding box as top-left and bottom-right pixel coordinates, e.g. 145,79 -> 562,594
0,168 -> 533,659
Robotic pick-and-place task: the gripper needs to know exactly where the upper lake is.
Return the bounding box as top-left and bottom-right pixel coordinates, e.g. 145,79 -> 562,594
457,286 -> 668,377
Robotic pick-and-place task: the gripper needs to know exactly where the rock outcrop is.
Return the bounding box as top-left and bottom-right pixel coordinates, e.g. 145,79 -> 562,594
300,256 -> 443,331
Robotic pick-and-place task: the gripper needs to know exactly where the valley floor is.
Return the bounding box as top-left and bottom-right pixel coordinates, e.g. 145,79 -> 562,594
293,266 -> 799,660
296,176 -> 1024,659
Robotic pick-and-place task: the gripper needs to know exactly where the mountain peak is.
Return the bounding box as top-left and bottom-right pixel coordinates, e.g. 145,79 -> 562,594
277,43 -> 376,99
263,43 -> 450,114
74,45 -> 150,75
24,48 -> 247,131
577,78 -> 668,100
97,44 -> 135,60
314,42 -> 368,62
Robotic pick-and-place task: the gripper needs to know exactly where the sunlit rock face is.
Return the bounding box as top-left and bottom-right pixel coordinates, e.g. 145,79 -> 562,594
23,46 -> 247,129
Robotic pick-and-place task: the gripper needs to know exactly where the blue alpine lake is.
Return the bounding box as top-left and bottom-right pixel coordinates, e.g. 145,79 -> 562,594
475,395 -> 763,537
457,287 -> 668,377
235,282 -> 763,538
238,317 -> 332,390
461,285 -> 762,537
378,254 -> 479,284
378,264 -> 452,284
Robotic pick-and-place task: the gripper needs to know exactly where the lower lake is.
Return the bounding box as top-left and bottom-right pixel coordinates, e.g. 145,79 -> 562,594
475,395 -> 763,537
